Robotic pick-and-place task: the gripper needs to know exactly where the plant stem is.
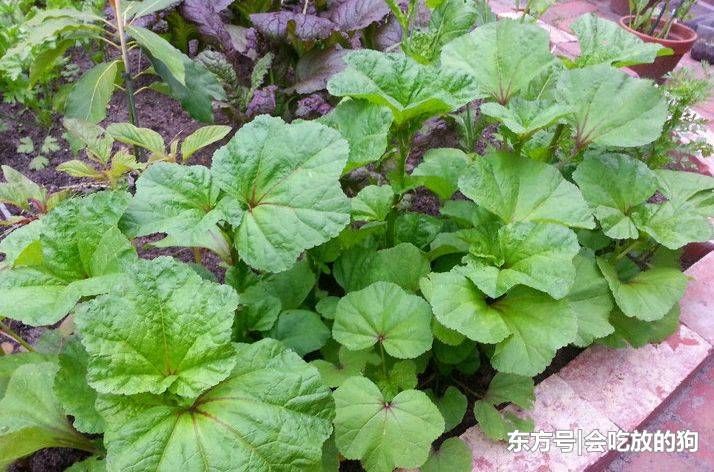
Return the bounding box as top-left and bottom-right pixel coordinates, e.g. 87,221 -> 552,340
379,342 -> 388,379
546,123 -> 565,162
0,319 -> 34,352
613,240 -> 641,261
112,0 -> 139,127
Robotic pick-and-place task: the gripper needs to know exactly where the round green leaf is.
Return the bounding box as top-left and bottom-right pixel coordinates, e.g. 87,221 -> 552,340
98,339 -> 334,472
333,376 -> 444,472
421,437 -> 472,472
211,115 -> 351,272
333,281 -> 433,359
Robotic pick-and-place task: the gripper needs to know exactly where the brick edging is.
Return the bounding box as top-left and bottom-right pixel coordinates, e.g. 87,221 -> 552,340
460,252 -> 714,471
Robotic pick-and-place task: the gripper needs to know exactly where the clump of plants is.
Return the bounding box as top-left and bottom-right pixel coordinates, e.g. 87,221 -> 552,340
628,0 -> 697,38
0,12 -> 713,472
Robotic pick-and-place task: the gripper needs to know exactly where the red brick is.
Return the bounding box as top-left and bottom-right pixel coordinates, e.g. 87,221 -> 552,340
541,0 -> 598,24
461,376 -> 618,471
680,251 -> 714,345
558,325 -> 710,431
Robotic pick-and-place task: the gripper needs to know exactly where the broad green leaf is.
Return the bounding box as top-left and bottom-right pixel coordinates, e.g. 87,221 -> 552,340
424,271 -> 576,375
327,49 -> 478,125
0,165 -> 46,211
458,221 -> 580,298
319,99 -> 393,172
55,340 -> 104,434
0,192 -> 136,326
311,347 -> 373,387
351,185 -> 394,222
151,54 -> 225,123
0,362 -> 96,469
631,170 -> 714,249
65,61 -> 118,124
271,310 -> 330,356
556,64 -> 667,147
421,271 -> 509,344
333,243 -> 431,292
572,153 -> 658,239
333,281 -> 433,358
473,401 -> 534,441
106,122 -> 166,156
122,163 -> 240,257
234,283 -> 282,332
601,305 -> 680,348
490,287 -> 577,376
98,339 -> 334,472
458,151 -> 594,228
411,148 -> 470,200
128,25 -> 186,85
394,212 -> 443,249
333,376 -> 444,472
0,352 -> 52,397
571,14 -> 667,67
316,296 -> 340,320
0,219 -> 43,268
431,386 -> 467,432
597,257 -> 687,322
75,257 -> 239,398
260,259 -> 316,310
483,372 -> 534,409
181,125 -> 231,160
212,116 -> 350,272
566,254 -> 615,346
428,0 -> 479,47
421,437 -> 472,472
373,360 -> 419,400
480,98 -> 569,138
441,19 -> 554,104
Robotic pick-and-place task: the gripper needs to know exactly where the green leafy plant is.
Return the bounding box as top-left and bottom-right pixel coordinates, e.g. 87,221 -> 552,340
628,0 -> 697,39
0,0 -> 224,127
0,13 -> 713,472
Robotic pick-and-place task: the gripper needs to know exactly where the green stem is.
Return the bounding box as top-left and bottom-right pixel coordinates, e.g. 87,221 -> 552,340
613,240 -> 641,261
112,0 -> 139,127
0,319 -> 34,352
394,130 -> 412,189
379,342 -> 388,379
546,123 -> 565,162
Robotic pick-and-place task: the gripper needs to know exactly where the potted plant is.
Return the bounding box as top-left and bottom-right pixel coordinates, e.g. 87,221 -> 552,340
618,0 -> 699,80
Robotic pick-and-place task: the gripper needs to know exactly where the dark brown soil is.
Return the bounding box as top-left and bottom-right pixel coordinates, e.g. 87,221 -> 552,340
8,448 -> 90,472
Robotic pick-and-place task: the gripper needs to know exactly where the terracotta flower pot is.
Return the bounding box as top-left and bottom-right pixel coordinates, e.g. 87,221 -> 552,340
619,15 -> 698,81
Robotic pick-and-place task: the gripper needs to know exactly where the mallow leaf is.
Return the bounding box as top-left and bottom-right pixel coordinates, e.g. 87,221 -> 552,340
351,185 -> 394,222
271,310 -> 331,356
411,148 -> 471,200
458,151 -> 594,228
421,437 -> 472,472
327,49 -> 478,125
211,115 -> 350,272
55,339 -> 104,434
556,64 -> 667,147
423,272 -> 577,375
0,361 -> 96,469
458,221 -> 580,299
480,97 -> 569,138
98,339 -> 334,472
473,373 -> 534,440
75,257 -> 239,398
122,163 -> 241,258
333,281 -> 433,359
601,305 -> 680,348
572,153 -> 658,239
566,253 -> 615,346
430,386 -> 467,432
333,376 -> 444,472
440,19 -> 554,104
311,347 -> 373,388
333,243 -> 431,292
0,192 -> 136,326
597,257 -> 687,322
631,170 -> 714,249
319,99 -> 393,172
571,14 -> 667,67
